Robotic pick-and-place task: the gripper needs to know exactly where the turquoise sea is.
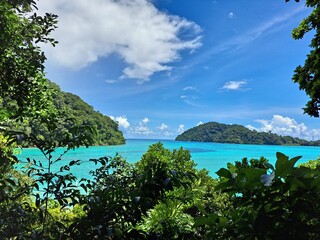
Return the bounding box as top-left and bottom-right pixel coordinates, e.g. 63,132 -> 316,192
16,139 -> 320,178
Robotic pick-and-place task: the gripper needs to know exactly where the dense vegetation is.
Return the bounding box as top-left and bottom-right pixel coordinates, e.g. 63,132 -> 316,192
2,139 -> 320,239
48,81 -> 125,146
175,122 -> 320,146
290,0 -> 320,117
0,0 -> 320,239
2,80 -> 125,147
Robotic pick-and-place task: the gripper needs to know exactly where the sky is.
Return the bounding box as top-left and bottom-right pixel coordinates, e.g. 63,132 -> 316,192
36,0 -> 320,140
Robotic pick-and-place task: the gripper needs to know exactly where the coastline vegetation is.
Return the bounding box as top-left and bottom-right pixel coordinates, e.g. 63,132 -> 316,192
175,121 -> 320,146
3,80 -> 125,147
48,81 -> 125,146
0,0 -> 320,239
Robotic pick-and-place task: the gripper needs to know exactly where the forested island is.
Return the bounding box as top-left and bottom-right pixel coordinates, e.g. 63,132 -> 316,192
49,81 -> 125,145
12,80 -> 125,147
176,122 -> 320,146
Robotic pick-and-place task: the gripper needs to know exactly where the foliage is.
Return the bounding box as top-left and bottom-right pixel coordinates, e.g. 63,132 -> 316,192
0,134 -> 33,239
135,169 -> 230,240
175,121 -> 320,146
132,143 -> 230,239
66,143 -> 202,239
298,156 -> 320,169
196,153 -> 320,239
0,1 -> 122,239
2,80 -> 125,147
0,0 -> 57,120
288,0 -> 320,117
48,81 -> 125,145
136,199 -> 194,239
1,113 -> 97,239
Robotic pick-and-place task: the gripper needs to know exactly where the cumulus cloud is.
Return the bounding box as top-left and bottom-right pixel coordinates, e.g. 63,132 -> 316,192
177,124 -> 185,134
161,131 -> 174,138
133,125 -> 153,135
246,115 -> 320,140
158,123 -> 168,130
110,116 -> 130,129
222,80 -> 247,90
128,117 -> 153,135
37,0 -> 202,82
142,117 -> 150,124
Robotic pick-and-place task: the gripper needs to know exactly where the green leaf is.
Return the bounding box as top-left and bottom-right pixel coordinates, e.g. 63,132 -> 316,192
289,155 -> 302,167
215,181 -> 233,192
216,168 -> 232,179
243,168 -> 265,184
275,152 -> 301,177
275,152 -> 290,177
194,216 -> 210,227
227,162 -> 237,174
264,162 -> 275,171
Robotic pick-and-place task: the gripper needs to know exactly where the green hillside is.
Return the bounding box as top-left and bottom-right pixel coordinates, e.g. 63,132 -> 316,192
175,122 -> 320,146
47,81 -> 125,145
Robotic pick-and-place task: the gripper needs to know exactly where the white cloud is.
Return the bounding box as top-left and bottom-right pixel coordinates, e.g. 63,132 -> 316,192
177,124 -> 185,134
124,120 -> 174,138
127,117 -> 153,136
105,79 -> 118,84
180,86 -> 202,107
180,95 -> 202,107
37,0 -> 202,82
222,80 -> 247,90
183,86 -> 196,91
180,97 -> 202,107
110,116 -> 130,129
142,117 -> 149,124
228,12 -> 235,19
197,121 -> 203,126
158,123 -> 168,130
133,125 -> 153,135
247,115 -> 320,140
161,131 -> 174,137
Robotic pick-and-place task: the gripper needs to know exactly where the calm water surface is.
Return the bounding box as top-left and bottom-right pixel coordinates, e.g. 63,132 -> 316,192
16,139 -> 320,178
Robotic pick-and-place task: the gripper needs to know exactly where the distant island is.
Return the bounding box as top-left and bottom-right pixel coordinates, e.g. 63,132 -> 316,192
175,122 -> 320,146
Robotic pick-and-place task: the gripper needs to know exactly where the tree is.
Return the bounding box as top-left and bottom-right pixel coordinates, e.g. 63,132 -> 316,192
0,1 -> 93,238
288,0 -> 320,117
0,0 -> 58,120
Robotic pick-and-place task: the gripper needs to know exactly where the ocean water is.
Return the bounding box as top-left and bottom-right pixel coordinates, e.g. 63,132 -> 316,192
15,139 -> 320,178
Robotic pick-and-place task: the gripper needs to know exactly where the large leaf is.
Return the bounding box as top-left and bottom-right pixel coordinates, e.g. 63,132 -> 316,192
242,168 -> 265,185
216,168 -> 232,179
275,152 -> 290,177
275,152 -> 301,178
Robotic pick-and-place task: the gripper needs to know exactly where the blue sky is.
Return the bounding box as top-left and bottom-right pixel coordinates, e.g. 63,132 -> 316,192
37,0 -> 320,140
